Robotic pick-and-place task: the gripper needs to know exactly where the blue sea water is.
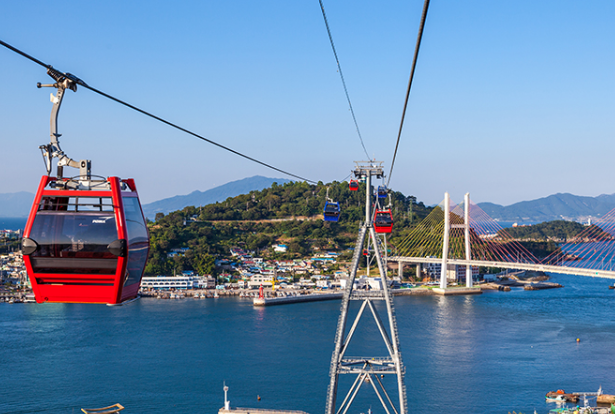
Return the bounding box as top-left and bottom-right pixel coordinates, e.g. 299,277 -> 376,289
2,274 -> 615,414
0,217 -> 27,231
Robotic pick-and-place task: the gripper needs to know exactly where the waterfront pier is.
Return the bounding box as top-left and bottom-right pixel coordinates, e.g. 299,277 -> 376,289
253,292 -> 342,306
220,408 -> 309,414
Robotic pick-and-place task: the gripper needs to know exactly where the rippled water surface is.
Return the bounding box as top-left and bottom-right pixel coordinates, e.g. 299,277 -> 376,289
2,273 -> 615,414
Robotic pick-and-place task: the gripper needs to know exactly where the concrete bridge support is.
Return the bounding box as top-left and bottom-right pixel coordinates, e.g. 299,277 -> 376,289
440,192 -> 450,289
465,193 -> 473,288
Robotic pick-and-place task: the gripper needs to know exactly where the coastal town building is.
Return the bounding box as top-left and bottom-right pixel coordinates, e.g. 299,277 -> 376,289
422,262 -> 479,283
273,244 -> 288,253
1,252 -> 28,286
141,275 -> 215,290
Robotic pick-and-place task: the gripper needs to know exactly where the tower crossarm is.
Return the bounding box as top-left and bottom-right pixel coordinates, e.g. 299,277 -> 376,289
350,291 -> 385,300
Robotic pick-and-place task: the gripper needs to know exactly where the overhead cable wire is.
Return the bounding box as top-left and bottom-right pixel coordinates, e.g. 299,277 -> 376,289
338,172 -> 352,184
387,0 -> 431,187
318,0 -> 371,160
0,39 -> 318,185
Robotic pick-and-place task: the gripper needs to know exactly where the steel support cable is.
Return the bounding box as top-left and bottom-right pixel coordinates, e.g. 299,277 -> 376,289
483,221 -> 527,263
396,223 -> 436,256
395,210 -> 437,251
471,221 -> 501,262
387,0 -> 430,188
597,212 -> 615,236
589,218 -> 615,269
540,218 -> 606,264
588,225 -> 615,257
574,221 -> 615,266
486,238 -> 510,263
318,0 -> 371,160
418,223 -> 446,257
465,223 -> 490,261
488,228 -> 538,263
0,39 -> 318,184
395,225 -> 426,254
451,228 -> 465,259
594,239 -> 615,270
470,206 -> 539,262
397,217 -> 444,256
587,242 -> 611,269
466,214 -> 509,262
582,243 -> 604,269
398,208 -> 444,253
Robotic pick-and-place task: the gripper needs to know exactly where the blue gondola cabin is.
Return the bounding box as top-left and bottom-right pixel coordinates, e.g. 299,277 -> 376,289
323,201 -> 341,222
377,186 -> 388,199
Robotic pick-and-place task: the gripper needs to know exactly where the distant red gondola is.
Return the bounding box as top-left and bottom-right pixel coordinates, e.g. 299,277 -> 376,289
349,180 -> 359,191
374,210 -> 393,234
22,176 -> 149,304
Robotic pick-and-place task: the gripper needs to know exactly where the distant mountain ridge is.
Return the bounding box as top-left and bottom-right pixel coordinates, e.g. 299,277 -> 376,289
477,193 -> 615,222
2,184 -> 613,224
141,175 -> 291,219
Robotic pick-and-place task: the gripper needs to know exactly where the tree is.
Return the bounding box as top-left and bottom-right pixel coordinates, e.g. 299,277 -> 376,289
193,254 -> 216,276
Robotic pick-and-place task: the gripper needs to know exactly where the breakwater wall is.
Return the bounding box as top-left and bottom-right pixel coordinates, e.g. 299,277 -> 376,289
253,293 -> 342,306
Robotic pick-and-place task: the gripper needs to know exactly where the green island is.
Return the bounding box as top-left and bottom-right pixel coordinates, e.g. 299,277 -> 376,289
146,181 -> 430,276
497,220 -> 610,242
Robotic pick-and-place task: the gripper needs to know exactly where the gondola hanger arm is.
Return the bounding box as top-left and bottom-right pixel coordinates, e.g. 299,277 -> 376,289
37,68 -> 91,180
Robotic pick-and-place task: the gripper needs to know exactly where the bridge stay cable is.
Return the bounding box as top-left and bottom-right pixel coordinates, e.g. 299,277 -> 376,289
391,194 -> 615,280
0,39 -> 318,185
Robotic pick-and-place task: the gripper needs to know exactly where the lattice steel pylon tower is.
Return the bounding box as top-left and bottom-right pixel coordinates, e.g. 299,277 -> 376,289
325,161 -> 407,414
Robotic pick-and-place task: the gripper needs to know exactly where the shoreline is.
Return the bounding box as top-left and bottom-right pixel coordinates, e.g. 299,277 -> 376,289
1,279 -> 567,304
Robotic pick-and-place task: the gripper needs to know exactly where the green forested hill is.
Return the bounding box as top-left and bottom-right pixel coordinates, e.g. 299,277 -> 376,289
498,220 -> 600,242
145,180 -> 431,276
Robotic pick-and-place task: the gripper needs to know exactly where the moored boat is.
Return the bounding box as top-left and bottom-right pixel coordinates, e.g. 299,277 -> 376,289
546,390 -> 579,403
546,394 -> 568,403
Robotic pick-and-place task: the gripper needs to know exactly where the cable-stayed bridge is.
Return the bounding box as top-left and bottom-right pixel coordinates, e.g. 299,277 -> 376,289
389,193 -> 615,284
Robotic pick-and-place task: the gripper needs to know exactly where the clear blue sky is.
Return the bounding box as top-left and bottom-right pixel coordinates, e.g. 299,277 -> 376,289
1,1 -> 614,206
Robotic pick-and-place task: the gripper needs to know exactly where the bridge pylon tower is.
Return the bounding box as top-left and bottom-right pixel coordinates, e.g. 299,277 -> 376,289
439,192 -> 473,289
325,161 -> 407,414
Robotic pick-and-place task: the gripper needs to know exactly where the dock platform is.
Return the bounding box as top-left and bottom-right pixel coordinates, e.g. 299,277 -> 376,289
432,287 -> 483,296
220,408 -> 309,414
253,293 -> 342,306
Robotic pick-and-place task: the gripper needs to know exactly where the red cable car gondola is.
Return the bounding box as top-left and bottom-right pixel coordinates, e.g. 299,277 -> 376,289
374,210 -> 393,234
349,180 -> 359,191
22,176 -> 149,304
20,68 -> 150,305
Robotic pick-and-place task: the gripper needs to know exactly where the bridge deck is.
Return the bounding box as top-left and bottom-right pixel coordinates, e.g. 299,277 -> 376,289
389,256 -> 615,279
